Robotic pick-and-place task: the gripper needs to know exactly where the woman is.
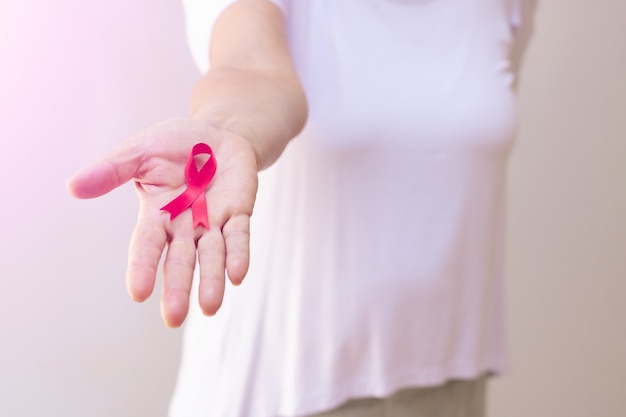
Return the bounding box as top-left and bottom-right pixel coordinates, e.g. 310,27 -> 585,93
68,0 -> 534,415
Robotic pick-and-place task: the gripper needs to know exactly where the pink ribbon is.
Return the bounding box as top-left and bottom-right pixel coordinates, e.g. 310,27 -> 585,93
160,143 -> 217,229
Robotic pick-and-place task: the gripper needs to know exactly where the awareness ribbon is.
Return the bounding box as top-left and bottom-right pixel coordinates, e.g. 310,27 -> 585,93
160,143 -> 217,229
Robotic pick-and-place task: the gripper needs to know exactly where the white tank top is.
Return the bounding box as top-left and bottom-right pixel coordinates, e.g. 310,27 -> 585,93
172,1 -> 523,416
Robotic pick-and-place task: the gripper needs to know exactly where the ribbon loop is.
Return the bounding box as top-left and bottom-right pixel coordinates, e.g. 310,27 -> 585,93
160,143 -> 216,228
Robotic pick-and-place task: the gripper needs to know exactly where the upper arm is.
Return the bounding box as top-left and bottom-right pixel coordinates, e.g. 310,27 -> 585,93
211,0 -> 293,75
183,0 -> 294,77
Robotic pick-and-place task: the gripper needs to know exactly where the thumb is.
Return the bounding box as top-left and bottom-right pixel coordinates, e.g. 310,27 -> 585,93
67,145 -> 141,199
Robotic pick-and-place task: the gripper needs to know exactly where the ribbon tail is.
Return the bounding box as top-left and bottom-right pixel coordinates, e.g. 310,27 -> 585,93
161,187 -> 202,220
191,194 -> 209,229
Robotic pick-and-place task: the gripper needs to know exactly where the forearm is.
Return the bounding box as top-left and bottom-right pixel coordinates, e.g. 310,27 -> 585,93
190,64 -> 307,170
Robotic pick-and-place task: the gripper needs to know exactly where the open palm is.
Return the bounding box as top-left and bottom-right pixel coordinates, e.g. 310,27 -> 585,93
68,118 -> 258,327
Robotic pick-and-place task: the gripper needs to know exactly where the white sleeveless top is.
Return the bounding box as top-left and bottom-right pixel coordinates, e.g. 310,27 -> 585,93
172,1 -> 523,416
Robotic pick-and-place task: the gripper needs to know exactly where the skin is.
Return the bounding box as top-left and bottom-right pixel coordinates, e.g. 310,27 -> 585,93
67,0 -> 307,328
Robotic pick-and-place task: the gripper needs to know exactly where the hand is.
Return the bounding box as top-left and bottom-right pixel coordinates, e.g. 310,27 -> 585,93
67,118 -> 258,327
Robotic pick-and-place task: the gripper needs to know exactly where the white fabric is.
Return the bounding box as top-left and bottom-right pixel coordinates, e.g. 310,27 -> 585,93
173,1 -> 522,416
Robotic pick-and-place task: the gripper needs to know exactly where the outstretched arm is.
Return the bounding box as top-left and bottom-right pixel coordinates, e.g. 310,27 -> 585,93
67,0 -> 307,327
191,0 -> 307,168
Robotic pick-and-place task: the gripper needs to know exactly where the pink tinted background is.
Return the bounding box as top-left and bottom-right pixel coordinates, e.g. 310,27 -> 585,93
0,1 -> 196,415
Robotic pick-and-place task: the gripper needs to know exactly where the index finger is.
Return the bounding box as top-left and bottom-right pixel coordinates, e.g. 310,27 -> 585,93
126,212 -> 167,303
